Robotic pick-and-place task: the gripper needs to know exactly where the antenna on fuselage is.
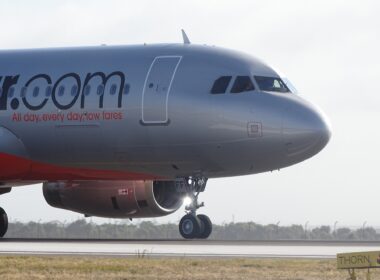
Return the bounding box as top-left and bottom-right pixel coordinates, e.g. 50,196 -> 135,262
181,29 -> 191,44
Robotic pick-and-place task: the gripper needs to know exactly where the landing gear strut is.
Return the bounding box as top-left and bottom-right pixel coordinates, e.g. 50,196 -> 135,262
0,207 -> 8,238
178,177 -> 212,239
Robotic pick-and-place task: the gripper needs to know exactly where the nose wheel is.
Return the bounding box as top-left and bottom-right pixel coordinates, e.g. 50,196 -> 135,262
179,213 -> 212,239
197,214 -> 212,239
0,207 -> 8,238
179,214 -> 201,239
178,177 -> 212,239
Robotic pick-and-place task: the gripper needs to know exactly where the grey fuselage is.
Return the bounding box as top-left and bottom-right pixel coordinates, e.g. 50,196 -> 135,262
0,43 -> 331,183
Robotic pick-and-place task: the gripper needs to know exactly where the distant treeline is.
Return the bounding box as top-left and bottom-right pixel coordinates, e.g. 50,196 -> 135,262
5,220 -> 379,240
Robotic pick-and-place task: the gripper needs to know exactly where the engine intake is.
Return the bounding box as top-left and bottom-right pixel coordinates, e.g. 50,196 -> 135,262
43,180 -> 185,218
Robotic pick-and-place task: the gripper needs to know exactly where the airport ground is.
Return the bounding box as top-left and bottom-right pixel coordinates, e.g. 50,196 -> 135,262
2,239 -> 380,279
0,256 -> 378,280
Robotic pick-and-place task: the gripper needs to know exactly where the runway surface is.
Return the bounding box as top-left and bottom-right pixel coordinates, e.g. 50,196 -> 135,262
1,239 -> 380,258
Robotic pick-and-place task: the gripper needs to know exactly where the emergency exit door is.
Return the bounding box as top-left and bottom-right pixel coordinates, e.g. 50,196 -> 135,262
141,56 -> 182,124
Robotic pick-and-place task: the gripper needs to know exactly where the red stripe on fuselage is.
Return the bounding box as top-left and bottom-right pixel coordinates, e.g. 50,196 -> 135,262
0,152 -> 161,182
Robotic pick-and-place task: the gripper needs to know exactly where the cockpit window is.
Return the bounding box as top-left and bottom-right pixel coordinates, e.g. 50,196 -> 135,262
254,76 -> 290,93
230,76 -> 255,93
211,76 -> 232,94
282,77 -> 298,94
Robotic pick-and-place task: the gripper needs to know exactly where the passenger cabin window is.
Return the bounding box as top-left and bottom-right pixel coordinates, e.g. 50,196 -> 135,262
110,84 -> 117,95
21,87 -> 27,98
9,87 -> 15,97
45,86 -> 52,97
58,86 -> 65,96
97,85 -> 104,96
124,84 -> 130,95
33,87 -> 39,97
254,76 -> 290,93
84,85 -> 91,96
71,85 -> 78,96
211,76 -> 232,94
230,76 -> 255,93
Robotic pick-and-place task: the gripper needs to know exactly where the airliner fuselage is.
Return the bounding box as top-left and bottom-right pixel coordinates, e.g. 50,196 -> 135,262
0,43 -> 331,239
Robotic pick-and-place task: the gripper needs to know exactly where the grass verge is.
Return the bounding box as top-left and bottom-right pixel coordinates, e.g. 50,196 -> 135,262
0,256 -> 378,279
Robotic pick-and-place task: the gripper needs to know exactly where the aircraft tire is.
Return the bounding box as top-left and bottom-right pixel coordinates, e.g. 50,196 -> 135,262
179,214 -> 201,239
197,214 -> 212,239
0,207 -> 8,238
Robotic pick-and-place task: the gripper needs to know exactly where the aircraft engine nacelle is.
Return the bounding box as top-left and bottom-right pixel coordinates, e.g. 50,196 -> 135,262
42,180 -> 185,218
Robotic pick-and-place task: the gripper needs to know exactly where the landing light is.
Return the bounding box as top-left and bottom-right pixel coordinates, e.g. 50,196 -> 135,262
183,196 -> 192,207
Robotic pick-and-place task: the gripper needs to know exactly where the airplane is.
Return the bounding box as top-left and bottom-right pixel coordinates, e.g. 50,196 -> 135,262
0,31 -> 331,239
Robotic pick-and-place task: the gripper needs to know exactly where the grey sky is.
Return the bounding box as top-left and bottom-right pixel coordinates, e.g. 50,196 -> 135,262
0,0 -> 379,228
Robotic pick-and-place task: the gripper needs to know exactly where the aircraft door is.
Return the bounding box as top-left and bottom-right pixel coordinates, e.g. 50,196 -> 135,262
142,56 -> 182,124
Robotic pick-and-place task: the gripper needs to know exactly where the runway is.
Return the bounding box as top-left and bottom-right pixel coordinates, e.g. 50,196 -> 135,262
1,239 -> 380,258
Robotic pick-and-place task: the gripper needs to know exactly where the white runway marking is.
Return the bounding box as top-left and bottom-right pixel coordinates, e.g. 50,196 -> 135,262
1,240 -> 380,258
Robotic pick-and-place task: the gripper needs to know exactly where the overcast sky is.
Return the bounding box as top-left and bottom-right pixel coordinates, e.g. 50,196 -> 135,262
0,0 -> 379,228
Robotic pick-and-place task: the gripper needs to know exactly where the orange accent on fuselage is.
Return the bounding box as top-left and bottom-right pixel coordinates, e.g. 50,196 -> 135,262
0,152 -> 160,182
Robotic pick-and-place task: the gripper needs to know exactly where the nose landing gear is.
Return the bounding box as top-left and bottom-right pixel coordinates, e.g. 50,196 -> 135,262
178,177 -> 212,239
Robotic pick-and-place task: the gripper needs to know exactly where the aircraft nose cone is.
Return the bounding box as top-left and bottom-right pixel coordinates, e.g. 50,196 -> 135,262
283,103 -> 331,160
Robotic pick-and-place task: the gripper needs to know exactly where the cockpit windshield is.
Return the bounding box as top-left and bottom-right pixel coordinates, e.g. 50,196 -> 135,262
254,76 -> 290,93
282,77 -> 298,94
230,76 -> 255,93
